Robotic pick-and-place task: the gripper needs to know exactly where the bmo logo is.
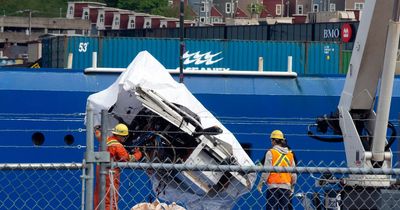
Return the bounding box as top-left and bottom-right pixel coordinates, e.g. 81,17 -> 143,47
323,28 -> 340,39
322,24 -> 353,42
341,23 -> 353,43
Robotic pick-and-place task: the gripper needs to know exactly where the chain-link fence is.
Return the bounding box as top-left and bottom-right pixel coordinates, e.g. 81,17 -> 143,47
1,110 -> 400,209
1,161 -> 400,209
0,163 -> 83,210
92,160 -> 400,210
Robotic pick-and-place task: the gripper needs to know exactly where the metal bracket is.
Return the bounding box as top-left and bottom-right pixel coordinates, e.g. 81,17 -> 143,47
85,151 -> 110,163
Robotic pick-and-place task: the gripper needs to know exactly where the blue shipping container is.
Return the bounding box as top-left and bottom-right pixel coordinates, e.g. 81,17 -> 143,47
42,36 -> 99,69
306,42 -> 340,75
66,36 -> 99,69
101,38 -> 179,69
100,38 -> 306,72
42,36 -> 346,75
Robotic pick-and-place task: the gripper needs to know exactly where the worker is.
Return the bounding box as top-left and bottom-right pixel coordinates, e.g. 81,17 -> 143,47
94,123 -> 143,210
257,130 -> 297,210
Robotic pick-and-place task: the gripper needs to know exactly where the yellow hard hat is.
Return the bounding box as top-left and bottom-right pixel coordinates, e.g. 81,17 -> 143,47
112,123 -> 129,136
270,130 -> 284,140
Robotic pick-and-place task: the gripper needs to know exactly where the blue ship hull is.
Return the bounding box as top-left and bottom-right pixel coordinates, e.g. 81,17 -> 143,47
1,68 -> 399,163
1,68 -> 400,209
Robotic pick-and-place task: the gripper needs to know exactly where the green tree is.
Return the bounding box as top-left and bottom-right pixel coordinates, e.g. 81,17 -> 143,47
0,0 -> 70,17
117,0 -> 167,14
247,3 -> 264,15
117,0 -> 193,19
104,0 -> 118,7
153,5 -> 194,19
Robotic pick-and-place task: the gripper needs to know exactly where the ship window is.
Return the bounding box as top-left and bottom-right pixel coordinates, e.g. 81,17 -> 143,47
64,134 -> 75,145
69,6 -> 73,15
32,132 -> 45,146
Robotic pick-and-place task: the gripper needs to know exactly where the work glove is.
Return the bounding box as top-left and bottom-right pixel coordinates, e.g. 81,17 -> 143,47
257,182 -> 263,193
130,148 -> 143,161
94,126 -> 101,141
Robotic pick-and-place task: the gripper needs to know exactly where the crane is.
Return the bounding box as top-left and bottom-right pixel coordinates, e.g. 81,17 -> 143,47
308,0 -> 400,208
338,0 -> 399,186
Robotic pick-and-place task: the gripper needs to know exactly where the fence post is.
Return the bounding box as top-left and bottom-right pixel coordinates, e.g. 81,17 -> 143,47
99,110 -> 108,210
85,108 -> 94,210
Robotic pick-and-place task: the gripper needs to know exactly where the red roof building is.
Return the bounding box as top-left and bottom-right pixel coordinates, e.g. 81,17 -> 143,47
210,6 -> 224,25
67,1 -> 106,19
67,1 -> 191,31
234,7 -> 249,18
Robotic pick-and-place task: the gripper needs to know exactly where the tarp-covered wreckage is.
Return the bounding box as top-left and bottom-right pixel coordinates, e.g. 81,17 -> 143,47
86,51 -> 256,209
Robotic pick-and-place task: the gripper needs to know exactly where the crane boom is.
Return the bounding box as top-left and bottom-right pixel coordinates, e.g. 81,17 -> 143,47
338,0 -> 400,187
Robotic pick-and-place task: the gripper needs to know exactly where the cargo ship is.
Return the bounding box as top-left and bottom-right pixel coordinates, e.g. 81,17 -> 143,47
2,31 -> 396,163
2,63 -> 400,163
1,20 -> 400,209
2,61 -> 400,209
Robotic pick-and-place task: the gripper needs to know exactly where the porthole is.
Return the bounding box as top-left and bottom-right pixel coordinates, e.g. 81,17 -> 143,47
32,132 -> 45,146
64,134 -> 75,145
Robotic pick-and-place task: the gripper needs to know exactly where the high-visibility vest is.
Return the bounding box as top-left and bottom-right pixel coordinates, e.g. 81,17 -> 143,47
266,148 -> 294,185
106,136 -> 130,162
106,137 -> 121,146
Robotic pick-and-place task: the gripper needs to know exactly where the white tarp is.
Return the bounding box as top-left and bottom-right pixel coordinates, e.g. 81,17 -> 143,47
86,51 -> 255,209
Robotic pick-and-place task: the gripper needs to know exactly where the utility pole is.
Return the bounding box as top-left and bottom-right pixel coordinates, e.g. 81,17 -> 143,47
231,0 -> 234,18
205,0 -> 208,25
179,0 -> 185,83
286,1 -> 290,17
17,9 -> 38,39
28,10 -> 31,37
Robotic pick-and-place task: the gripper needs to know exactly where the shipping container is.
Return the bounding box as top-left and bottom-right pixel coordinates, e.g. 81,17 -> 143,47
101,38 -> 179,68
42,36 -> 356,75
306,42 -> 340,75
42,36 -> 99,69
100,22 -> 359,45
340,50 -> 352,74
99,38 -> 306,72
66,36 -> 99,69
51,36 -> 65,68
269,24 -> 313,41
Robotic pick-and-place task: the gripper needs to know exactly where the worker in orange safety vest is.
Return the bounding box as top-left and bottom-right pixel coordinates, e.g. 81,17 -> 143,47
257,130 -> 297,210
94,123 -> 143,210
